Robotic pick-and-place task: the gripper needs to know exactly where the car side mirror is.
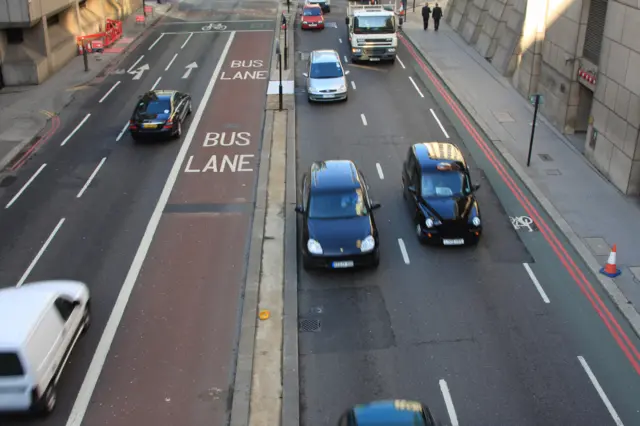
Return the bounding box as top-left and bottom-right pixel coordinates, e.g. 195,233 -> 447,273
473,184 -> 481,191
371,202 -> 381,210
345,70 -> 350,75
303,72 -> 308,77
295,205 -> 304,214
407,185 -> 416,194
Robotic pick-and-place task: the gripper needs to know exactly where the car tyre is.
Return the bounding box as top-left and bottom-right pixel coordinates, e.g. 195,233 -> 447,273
175,121 -> 182,139
371,250 -> 380,268
38,385 -> 57,416
389,58 -> 396,64
188,102 -> 192,115
82,302 -> 91,334
307,96 -> 313,103
302,255 -> 313,271
416,223 -> 426,244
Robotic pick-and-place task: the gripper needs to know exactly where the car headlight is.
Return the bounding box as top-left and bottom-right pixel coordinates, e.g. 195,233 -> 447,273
307,239 -> 323,254
360,235 -> 375,252
338,85 -> 346,91
352,48 -> 361,53
472,217 -> 481,226
425,218 -> 442,228
387,48 -> 396,52
309,86 -> 317,93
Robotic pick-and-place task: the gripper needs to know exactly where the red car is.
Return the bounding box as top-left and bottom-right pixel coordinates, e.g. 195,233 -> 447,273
301,4 -> 324,30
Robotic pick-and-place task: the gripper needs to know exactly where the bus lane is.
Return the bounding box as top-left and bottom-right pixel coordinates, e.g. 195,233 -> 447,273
78,31 -> 273,426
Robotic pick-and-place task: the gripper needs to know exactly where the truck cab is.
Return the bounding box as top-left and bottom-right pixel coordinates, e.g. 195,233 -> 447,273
345,3 -> 398,63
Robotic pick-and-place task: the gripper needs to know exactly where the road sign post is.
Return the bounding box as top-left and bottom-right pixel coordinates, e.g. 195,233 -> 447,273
527,94 -> 543,167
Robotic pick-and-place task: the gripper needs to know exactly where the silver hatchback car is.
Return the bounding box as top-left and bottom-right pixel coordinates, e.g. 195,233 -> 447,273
303,49 -> 350,102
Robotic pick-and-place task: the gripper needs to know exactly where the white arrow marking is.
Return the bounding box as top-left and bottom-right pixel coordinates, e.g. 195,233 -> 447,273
182,62 -> 198,79
131,64 -> 150,80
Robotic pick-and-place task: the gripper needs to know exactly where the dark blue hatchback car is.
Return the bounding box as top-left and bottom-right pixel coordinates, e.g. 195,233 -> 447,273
338,400 -> 439,425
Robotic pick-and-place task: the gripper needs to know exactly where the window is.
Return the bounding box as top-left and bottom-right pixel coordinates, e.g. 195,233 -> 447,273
310,60 -> 343,78
405,151 -> 415,181
354,16 -> 395,33
137,98 -> 171,116
303,7 -> 321,16
308,189 -> 368,219
47,14 -> 60,26
0,352 -> 25,377
582,0 -> 608,64
6,28 -> 24,44
54,297 -> 75,321
420,171 -> 470,199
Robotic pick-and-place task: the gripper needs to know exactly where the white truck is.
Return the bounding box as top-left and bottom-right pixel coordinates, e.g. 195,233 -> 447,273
345,3 -> 398,63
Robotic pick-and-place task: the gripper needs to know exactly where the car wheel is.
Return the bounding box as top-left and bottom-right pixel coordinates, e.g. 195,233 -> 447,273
307,96 -> 312,103
188,102 -> 192,115
416,223 -> 426,244
175,121 -> 182,138
302,255 -> 313,271
372,251 -> 380,268
389,58 -> 396,64
38,386 -> 57,415
82,304 -> 91,334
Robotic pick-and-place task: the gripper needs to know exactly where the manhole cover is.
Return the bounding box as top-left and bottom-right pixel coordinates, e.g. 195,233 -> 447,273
538,153 -> 553,161
299,318 -> 321,332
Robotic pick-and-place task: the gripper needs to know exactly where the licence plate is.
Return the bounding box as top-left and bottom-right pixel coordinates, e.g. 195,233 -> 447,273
442,239 -> 464,245
332,261 -> 354,268
369,57 -> 381,61
322,94 -> 334,98
309,23 -> 317,26
143,123 -> 157,129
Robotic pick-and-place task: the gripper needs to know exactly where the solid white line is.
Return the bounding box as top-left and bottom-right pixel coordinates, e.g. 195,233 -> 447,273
98,81 -> 121,103
523,263 -> 550,303
148,33 -> 164,50
351,81 -> 356,90
439,379 -> 460,426
430,108 -> 450,138
64,31 -> 238,426
338,38 -> 342,43
397,238 -> 410,264
165,53 -> 178,71
127,55 -> 144,73
396,56 -> 406,69
408,76 -> 424,98
181,32 -> 193,49
578,356 -> 624,426
360,113 -> 367,126
5,163 -> 47,209
116,121 -> 129,142
16,218 -> 65,287
60,113 -> 91,146
151,76 -> 162,90
376,163 -> 384,179
77,157 -> 106,198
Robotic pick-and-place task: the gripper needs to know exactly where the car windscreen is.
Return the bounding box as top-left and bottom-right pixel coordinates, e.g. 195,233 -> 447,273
354,16 -> 395,33
420,171 -> 470,198
0,352 -> 24,377
308,189 -> 368,219
310,61 -> 344,78
303,7 -> 321,15
137,99 -> 171,116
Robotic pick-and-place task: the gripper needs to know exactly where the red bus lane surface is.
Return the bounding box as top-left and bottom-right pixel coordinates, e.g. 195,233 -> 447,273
78,32 -> 272,426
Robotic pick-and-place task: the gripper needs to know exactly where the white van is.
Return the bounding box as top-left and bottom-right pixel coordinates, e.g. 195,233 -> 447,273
0,280 -> 90,415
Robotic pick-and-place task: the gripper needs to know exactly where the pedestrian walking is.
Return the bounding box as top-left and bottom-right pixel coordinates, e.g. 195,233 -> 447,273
432,3 -> 443,31
421,3 -> 431,30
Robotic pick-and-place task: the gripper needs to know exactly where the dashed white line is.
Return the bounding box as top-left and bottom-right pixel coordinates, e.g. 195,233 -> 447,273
397,238 -> 410,264
148,33 -> 165,50
396,56 -> 406,69
578,356 -> 624,426
151,76 -> 162,91
351,81 -> 356,90
98,81 -> 121,103
60,113 -> 91,146
344,55 -> 348,63
77,157 -> 106,198
338,38 -> 342,43
165,53 -> 178,71
116,121 -> 129,142
360,113 -> 367,126
430,108 -> 450,138
181,32 -> 193,49
5,163 -> 47,209
439,379 -> 459,426
127,55 -> 144,73
376,163 -> 384,179
408,76 -> 424,98
16,218 -> 65,287
523,263 -> 550,303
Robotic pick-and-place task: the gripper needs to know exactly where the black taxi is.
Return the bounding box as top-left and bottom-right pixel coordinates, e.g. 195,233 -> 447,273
295,160 -> 381,270
128,90 -> 192,141
402,142 -> 482,245
338,399 -> 438,425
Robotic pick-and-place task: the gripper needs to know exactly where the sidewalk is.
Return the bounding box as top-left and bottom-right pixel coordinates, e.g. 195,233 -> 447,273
0,2 -> 174,172
401,11 -> 640,325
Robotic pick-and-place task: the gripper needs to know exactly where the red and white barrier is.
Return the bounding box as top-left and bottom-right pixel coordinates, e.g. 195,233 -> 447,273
578,69 -> 596,85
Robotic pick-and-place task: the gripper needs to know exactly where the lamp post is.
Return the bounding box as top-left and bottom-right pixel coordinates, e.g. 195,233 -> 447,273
143,0 -> 147,18
287,0 -> 290,13
281,14 -> 288,70
276,40 -> 283,111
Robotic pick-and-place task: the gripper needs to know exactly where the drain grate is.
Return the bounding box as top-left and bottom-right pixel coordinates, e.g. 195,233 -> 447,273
299,318 -> 321,332
538,153 -> 553,161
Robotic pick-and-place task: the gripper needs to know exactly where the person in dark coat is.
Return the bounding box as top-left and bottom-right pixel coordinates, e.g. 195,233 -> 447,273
432,3 -> 443,30
421,3 -> 431,30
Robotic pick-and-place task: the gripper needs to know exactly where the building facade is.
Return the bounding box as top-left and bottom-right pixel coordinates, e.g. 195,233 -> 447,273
0,0 -> 141,87
445,0 -> 640,196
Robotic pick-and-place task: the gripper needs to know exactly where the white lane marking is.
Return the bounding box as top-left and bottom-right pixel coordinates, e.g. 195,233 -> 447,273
98,81 -> 121,103
127,55 -> 144,73
408,76 -> 424,98
578,356 -> 624,426
148,33 -> 164,50
151,76 -> 162,90
65,31 -> 238,426
16,218 -> 65,287
523,263 -> 550,303
439,379 -> 460,426
60,113 -> 91,146
360,113 -> 367,126
116,121 -> 129,142
77,157 -> 106,198
338,38 -> 342,43
351,81 -> 356,90
430,108 -> 450,138
396,55 -> 406,69
5,163 -> 47,209
376,163 -> 384,179
181,32 -> 194,49
397,238 -> 410,265
165,53 -> 178,71
344,55 -> 348,63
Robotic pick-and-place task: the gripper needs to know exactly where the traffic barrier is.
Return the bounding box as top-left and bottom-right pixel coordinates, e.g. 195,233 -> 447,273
600,244 -> 621,278
76,18 -> 122,55
136,14 -> 145,24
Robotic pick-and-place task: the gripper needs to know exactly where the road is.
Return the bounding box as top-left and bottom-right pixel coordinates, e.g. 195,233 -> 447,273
294,2 -> 640,426
0,1 -> 276,425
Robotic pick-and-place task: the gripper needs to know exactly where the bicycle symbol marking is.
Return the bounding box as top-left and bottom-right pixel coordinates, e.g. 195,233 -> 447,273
202,22 -> 227,31
510,215 -> 538,232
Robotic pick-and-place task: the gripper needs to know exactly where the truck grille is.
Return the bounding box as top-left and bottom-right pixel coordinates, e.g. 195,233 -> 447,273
364,47 -> 388,56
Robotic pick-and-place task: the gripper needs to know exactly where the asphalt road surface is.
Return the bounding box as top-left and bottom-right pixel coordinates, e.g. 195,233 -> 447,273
294,2 -> 640,426
0,1 -> 276,425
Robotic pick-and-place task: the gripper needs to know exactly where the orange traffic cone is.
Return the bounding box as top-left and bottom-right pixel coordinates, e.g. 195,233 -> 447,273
600,244 -> 621,278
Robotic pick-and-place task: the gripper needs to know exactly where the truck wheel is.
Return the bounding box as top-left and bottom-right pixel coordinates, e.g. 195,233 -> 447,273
389,58 -> 396,64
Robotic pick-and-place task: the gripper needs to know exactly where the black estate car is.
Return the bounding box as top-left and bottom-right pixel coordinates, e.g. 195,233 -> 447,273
295,160 -> 381,270
129,90 -> 192,141
402,142 -> 482,245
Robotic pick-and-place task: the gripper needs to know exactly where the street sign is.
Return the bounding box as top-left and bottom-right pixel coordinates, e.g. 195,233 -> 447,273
529,94 -> 544,105
144,5 -> 153,14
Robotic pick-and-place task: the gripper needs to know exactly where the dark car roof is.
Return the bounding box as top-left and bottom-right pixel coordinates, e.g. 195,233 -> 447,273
310,160 -> 362,192
350,400 -> 432,425
413,142 -> 467,171
141,90 -> 177,102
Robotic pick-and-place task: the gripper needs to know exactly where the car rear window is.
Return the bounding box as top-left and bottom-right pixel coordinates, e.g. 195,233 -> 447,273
138,99 -> 171,115
308,189 -> 368,219
303,7 -> 321,15
0,352 -> 24,377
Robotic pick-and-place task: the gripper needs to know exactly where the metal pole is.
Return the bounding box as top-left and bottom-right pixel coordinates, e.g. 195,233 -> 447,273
413,0 -> 415,12
143,0 -> 147,17
527,95 -> 539,167
83,42 -> 89,71
284,23 -> 288,70
287,0 -> 290,13
278,53 -> 283,111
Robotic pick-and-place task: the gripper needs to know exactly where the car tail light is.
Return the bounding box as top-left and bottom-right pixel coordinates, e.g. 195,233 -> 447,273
163,120 -> 173,129
128,119 -> 137,130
